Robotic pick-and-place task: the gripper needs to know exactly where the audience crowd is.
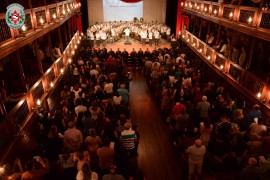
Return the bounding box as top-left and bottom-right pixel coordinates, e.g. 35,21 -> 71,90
1,39 -> 270,180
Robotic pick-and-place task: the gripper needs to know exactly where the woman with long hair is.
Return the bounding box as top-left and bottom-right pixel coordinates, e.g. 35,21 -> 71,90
76,163 -> 98,180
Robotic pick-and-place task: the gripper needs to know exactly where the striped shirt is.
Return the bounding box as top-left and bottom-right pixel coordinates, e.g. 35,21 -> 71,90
120,129 -> 137,150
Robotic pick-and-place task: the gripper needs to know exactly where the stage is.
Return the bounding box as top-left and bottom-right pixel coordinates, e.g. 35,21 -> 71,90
101,38 -> 172,53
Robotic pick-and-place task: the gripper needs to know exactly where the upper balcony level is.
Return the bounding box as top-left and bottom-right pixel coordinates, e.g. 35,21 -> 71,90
181,0 -> 270,41
0,0 -> 81,60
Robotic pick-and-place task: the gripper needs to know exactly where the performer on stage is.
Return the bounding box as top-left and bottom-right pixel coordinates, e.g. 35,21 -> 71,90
124,27 -> 131,42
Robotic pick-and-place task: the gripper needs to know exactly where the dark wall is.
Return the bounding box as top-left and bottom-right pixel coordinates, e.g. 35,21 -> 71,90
81,0 -> 89,33
165,0 -> 178,35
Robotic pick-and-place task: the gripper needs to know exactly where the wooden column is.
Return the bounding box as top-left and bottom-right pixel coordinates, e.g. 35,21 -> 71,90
246,37 -> 256,70
216,25 -> 222,46
57,27 -> 64,53
0,93 -> 7,117
198,18 -> 203,39
47,32 -> 54,62
67,19 -> 72,41
15,50 -> 28,91
33,40 -> 44,74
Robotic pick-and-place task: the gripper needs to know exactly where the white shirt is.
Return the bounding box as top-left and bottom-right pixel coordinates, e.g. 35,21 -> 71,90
124,28 -> 131,36
90,69 -> 99,78
113,96 -> 122,105
75,105 -> 87,116
76,171 -> 98,180
187,145 -> 206,163
104,83 -> 113,93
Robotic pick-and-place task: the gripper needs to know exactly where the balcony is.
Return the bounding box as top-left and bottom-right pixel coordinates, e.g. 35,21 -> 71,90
0,0 -> 81,59
181,29 -> 270,116
181,0 -> 270,41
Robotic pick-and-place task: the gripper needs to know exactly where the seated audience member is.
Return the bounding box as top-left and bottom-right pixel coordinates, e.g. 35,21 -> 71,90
63,121 -> 83,151
76,163 -> 98,180
186,139 -> 206,180
102,165 -> 125,180
21,156 -> 49,179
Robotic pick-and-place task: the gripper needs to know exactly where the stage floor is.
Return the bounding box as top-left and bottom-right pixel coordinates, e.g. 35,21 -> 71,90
103,38 -> 171,53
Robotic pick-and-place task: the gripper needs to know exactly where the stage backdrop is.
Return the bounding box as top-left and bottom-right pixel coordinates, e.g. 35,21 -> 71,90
87,0 -> 167,25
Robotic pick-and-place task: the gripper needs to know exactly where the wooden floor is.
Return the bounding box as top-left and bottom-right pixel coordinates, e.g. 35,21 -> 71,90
129,70 -> 185,180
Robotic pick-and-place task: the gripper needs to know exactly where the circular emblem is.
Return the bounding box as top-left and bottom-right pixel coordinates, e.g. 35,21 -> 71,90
5,3 -> 25,29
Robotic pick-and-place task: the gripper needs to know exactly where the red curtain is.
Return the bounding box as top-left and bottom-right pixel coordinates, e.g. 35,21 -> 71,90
120,0 -> 143,3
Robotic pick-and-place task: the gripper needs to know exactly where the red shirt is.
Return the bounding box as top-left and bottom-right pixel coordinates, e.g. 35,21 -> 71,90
172,103 -> 186,118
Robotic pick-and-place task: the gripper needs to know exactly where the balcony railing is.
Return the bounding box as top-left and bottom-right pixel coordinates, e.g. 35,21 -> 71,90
0,29 -> 82,163
181,29 -> 270,115
181,1 -> 270,39
0,0 -> 80,48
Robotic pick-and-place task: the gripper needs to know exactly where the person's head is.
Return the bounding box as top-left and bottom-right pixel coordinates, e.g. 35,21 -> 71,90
248,157 -> 257,166
103,138 -> 110,147
89,128 -> 97,137
77,151 -> 84,161
202,96 -> 207,102
67,121 -> 74,129
195,139 -> 202,147
109,165 -> 117,174
124,122 -> 131,130
82,163 -> 92,179
253,104 -> 260,111
220,114 -> 229,122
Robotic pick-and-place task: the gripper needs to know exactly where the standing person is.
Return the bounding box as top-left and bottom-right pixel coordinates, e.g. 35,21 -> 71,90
63,121 -> 83,151
196,96 -> 211,120
120,122 -> 137,156
200,120 -> 213,147
117,84 -> 129,105
186,139 -> 207,180
76,163 -> 98,180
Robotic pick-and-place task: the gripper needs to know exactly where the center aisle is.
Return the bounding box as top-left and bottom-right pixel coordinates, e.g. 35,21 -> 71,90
129,71 -> 185,180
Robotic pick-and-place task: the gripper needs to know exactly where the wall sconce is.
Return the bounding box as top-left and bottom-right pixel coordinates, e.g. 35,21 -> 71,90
77,40 -> 80,44
197,6 -> 200,10
204,7 -> 208,12
63,10 -> 66,15
247,17 -> 253,24
80,32 -> 84,36
185,3 -> 188,7
79,36 -> 82,40
68,58 -> 72,64
36,99 -> 41,106
40,18 -> 44,24
199,48 -> 202,53
220,65 -> 224,70
21,24 -> 26,31
74,45 -> 77,49
229,12 -> 233,19
71,50 -> 75,55
181,2 -> 184,7
182,35 -> 185,38
50,82 -> 54,88
187,39 -> 190,42
79,3 -> 81,7
32,99 -> 41,110
214,9 -> 217,16
53,13 -> 56,19
257,92 -> 262,98
60,68 -> 64,74
207,55 -> 211,60
192,43 -> 196,47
